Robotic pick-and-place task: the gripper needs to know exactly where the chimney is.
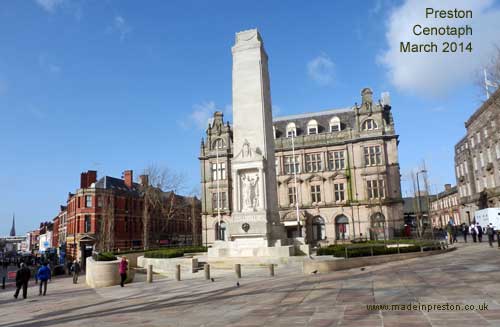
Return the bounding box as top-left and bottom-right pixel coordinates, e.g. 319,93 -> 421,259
87,170 -> 97,187
444,184 -> 452,192
139,174 -> 149,187
80,172 -> 88,188
124,170 -> 133,188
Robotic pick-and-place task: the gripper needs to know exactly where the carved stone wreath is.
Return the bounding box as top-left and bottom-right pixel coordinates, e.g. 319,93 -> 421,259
242,223 -> 250,233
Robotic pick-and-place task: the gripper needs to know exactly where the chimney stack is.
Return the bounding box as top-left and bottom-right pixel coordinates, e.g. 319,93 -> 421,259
444,184 -> 452,192
124,170 -> 133,188
80,170 -> 97,188
140,174 -> 149,187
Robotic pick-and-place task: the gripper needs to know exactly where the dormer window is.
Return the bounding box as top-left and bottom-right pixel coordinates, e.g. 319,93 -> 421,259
307,119 -> 318,135
286,122 -> 297,137
329,117 -> 341,132
362,119 -> 378,131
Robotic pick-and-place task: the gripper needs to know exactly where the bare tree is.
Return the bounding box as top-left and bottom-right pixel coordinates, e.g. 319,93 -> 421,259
476,46 -> 500,100
140,165 -> 186,250
97,193 -> 115,252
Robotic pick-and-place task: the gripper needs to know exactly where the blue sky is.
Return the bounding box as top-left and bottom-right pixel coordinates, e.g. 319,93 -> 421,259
1,0 -> 499,235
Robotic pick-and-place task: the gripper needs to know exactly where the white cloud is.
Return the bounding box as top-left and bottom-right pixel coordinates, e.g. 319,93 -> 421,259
35,0 -> 64,13
109,15 -> 132,41
379,0 -> 500,97
307,53 -> 335,86
180,101 -> 218,130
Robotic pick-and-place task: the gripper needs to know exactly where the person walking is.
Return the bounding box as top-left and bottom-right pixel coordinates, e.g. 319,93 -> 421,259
446,223 -> 453,245
477,223 -> 483,243
13,263 -> 31,299
452,225 -> 458,243
37,262 -> 51,296
462,223 -> 468,243
71,260 -> 81,284
487,223 -> 495,247
470,224 -> 478,242
119,256 -> 128,287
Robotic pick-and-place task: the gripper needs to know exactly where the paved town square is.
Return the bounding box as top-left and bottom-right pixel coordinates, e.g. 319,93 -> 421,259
1,243 -> 499,327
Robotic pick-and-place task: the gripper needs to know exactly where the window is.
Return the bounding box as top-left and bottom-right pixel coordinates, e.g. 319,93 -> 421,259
286,122 -> 297,137
213,139 -> 225,149
470,137 -> 475,148
310,185 -> 321,203
97,196 -> 103,208
364,146 -> 382,166
85,195 -> 92,208
497,143 -> 500,159
305,153 -> 322,172
211,163 -> 226,181
480,152 -> 485,167
488,148 -> 492,163
464,162 -> 468,174
307,119 -> 318,135
334,183 -> 345,202
473,157 -> 478,170
275,157 -> 280,175
84,215 -> 91,233
483,176 -> 488,189
362,119 -> 378,130
477,132 -> 481,144
367,179 -> 385,199
455,166 -> 460,177
328,151 -> 345,170
288,186 -> 297,204
212,192 -> 227,210
329,117 -> 341,132
284,155 -> 300,174
485,129 -> 488,139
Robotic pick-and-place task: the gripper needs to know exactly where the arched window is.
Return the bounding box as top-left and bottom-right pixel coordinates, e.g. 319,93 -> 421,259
335,215 -> 349,240
215,221 -> 226,241
212,138 -> 225,150
307,119 -> 318,135
286,122 -> 297,138
312,216 -> 326,241
329,117 -> 341,132
362,119 -> 378,131
370,212 -> 386,240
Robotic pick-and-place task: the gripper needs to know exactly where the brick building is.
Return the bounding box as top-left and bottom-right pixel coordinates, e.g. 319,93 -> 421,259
429,184 -> 462,228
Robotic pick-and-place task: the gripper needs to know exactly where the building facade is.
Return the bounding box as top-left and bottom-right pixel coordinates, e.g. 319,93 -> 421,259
455,88 -> 500,224
429,184 -> 462,228
200,88 -> 404,246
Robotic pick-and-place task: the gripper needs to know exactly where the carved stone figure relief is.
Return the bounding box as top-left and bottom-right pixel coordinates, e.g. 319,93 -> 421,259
241,172 -> 259,211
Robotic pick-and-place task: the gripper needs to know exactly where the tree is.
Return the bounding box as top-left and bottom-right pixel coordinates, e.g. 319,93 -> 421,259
97,193 -> 115,252
140,165 -> 186,250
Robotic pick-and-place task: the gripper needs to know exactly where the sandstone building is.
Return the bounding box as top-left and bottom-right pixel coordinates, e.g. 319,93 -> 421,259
455,88 -> 500,223
429,184 -> 462,228
200,88 -> 404,246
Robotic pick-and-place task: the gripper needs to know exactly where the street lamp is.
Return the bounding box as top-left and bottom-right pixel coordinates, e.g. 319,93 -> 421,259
416,169 -> 427,238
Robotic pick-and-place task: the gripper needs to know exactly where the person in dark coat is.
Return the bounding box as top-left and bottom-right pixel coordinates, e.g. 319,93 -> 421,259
477,223 -> 483,242
462,223 -> 468,243
37,263 -> 51,296
13,263 -> 31,299
487,223 -> 495,247
71,260 -> 81,284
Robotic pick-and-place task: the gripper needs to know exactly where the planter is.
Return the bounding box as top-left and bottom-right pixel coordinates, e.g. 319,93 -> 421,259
86,257 -> 135,288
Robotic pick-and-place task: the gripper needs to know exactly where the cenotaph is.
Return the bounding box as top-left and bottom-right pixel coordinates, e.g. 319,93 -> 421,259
208,29 -> 291,257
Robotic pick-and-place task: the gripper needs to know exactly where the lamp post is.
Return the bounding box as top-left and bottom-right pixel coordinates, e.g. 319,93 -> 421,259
291,132 -> 301,237
416,169 -> 427,238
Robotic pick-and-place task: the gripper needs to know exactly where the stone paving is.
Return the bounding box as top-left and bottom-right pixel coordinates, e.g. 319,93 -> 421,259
1,242 -> 500,326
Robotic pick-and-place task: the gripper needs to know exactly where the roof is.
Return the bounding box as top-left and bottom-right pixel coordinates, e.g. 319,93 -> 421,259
94,176 -> 141,193
273,107 -> 356,138
433,186 -> 458,199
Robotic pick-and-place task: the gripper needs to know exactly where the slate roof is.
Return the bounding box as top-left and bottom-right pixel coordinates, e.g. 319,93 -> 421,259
272,107 -> 355,138
94,176 -> 141,194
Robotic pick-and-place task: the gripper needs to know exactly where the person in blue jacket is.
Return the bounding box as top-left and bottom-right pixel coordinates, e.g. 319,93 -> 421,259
36,262 -> 51,296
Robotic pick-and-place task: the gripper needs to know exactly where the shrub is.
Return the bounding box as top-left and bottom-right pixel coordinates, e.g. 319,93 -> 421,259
144,249 -> 185,259
95,252 -> 117,261
316,240 -> 440,258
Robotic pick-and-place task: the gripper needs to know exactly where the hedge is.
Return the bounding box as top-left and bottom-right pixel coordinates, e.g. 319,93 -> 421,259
316,241 -> 441,258
95,252 -> 117,262
144,246 -> 208,259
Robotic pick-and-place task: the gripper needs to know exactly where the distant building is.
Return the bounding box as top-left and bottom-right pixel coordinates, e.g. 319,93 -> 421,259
429,184 -> 462,227
455,87 -> 500,223
199,88 -> 404,246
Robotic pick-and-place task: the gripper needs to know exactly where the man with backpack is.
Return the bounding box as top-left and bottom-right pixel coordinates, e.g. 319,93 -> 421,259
487,223 -> 495,247
462,223 -> 468,243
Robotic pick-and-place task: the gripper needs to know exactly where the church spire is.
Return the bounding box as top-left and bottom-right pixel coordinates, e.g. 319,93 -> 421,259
9,213 -> 16,236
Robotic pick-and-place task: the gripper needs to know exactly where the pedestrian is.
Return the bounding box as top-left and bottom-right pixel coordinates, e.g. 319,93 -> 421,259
119,256 -> 128,287
37,262 -> 51,296
13,263 -> 31,299
71,260 -> 81,284
446,223 -> 453,245
487,223 -> 495,247
452,225 -> 458,243
462,223 -> 468,243
477,223 -> 483,243
470,224 -> 478,242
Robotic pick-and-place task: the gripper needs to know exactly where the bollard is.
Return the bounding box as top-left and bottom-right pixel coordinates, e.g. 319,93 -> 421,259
269,264 -> 275,277
397,243 -> 400,254
147,264 -> 153,283
420,245 -> 424,253
192,258 -> 198,273
204,264 -> 210,280
2,276 -> 4,289
235,264 -> 241,279
175,264 -> 181,281
370,246 -> 374,256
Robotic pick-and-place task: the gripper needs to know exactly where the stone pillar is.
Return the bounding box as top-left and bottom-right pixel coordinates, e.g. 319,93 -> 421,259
204,264 -> 210,280
235,264 -> 241,279
175,264 -> 181,281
